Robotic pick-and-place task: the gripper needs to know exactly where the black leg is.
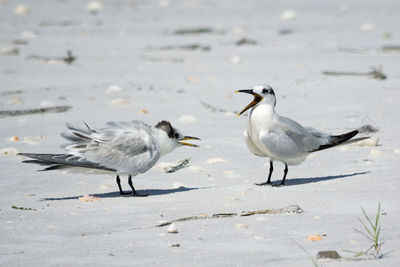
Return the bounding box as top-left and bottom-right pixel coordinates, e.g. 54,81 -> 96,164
128,175 -> 149,197
255,160 -> 273,186
116,175 -> 130,195
274,163 -> 288,186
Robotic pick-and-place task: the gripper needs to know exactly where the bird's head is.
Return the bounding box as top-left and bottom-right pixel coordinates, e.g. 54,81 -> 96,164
155,121 -> 200,155
235,84 -> 276,116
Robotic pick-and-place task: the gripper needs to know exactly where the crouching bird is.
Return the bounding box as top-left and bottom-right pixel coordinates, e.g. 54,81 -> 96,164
235,85 -> 368,186
19,120 -> 200,196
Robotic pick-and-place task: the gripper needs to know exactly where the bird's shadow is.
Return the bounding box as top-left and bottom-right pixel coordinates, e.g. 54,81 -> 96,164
280,171 -> 370,186
41,186 -> 206,201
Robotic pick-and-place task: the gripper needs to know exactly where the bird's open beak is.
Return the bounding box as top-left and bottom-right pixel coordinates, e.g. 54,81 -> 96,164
178,136 -> 200,147
235,89 -> 263,116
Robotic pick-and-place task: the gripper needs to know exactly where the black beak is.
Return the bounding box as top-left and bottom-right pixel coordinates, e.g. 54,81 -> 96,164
235,89 -> 263,116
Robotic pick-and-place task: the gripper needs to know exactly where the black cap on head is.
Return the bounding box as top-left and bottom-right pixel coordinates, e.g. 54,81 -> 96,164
155,121 -> 177,138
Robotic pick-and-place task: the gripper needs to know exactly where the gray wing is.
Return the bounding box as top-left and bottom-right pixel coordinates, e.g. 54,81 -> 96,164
61,121 -> 161,175
259,116 -> 329,158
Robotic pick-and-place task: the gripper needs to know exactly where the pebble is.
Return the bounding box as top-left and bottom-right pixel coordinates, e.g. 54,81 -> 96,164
281,10 -> 297,20
178,115 -> 199,124
7,97 -> 23,105
205,157 -> 229,164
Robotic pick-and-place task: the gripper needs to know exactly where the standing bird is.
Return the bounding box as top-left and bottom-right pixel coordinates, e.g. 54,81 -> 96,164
19,120 -> 200,196
235,85 -> 367,186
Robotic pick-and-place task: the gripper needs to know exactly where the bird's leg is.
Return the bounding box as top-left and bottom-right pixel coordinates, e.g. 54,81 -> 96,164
273,163 -> 288,186
116,175 -> 130,195
128,175 -> 149,197
255,160 -> 273,186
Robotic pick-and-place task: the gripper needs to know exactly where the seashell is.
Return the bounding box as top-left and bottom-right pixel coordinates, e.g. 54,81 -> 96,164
360,23 -> 375,31
281,10 -> 297,20
167,223 -> 178,234
106,85 -> 123,94
230,55 -> 242,64
15,4 -> 30,15
178,115 -> 199,124
6,136 -> 20,142
308,233 -> 323,242
87,1 -> 103,13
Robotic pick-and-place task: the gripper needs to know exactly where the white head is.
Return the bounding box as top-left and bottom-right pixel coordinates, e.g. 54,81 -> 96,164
155,121 -> 200,157
235,84 -> 276,116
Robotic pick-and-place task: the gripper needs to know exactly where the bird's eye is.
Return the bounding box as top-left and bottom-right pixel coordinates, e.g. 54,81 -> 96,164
174,133 -> 179,139
262,88 -> 269,94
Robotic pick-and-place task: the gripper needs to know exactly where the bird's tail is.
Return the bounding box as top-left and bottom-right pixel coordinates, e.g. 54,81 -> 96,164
310,130 -> 368,152
18,153 -> 114,172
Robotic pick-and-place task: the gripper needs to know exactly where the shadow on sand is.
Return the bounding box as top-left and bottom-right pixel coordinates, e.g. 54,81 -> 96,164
41,186 -> 205,201
280,171 -> 370,186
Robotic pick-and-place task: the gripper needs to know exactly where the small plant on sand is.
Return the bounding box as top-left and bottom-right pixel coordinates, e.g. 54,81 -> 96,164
345,203 -> 384,260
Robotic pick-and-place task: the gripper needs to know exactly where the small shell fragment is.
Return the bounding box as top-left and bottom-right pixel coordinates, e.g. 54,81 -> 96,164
6,136 -> 20,142
167,223 -> 178,234
138,109 -> 149,115
353,137 -> 379,147
106,85 -> 123,94
281,10 -> 297,20
78,195 -> 101,202
87,1 -> 103,14
308,233 -> 323,242
178,115 -> 199,124
360,23 -> 375,31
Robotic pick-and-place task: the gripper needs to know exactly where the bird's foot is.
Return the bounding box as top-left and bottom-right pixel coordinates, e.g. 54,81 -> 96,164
271,182 -> 285,187
119,191 -> 131,195
255,181 -> 272,186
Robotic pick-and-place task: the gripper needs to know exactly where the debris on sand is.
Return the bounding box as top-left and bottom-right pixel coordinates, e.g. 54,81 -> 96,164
164,158 -> 190,173
155,205 -> 303,227
173,27 -> 224,35
235,37 -> 258,46
12,205 -> 36,211
27,51 -> 76,65
146,44 -> 211,52
317,250 -> 342,260
322,66 -> 386,80
0,105 -> 72,118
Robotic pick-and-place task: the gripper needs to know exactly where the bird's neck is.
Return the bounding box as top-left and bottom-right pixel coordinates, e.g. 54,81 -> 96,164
250,101 -> 275,120
155,129 -> 176,157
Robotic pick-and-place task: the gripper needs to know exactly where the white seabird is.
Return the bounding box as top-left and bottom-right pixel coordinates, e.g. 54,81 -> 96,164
19,120 -> 200,196
236,84 -> 367,186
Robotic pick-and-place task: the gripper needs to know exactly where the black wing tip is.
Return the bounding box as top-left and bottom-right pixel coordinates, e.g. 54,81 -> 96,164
310,130 -> 360,152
